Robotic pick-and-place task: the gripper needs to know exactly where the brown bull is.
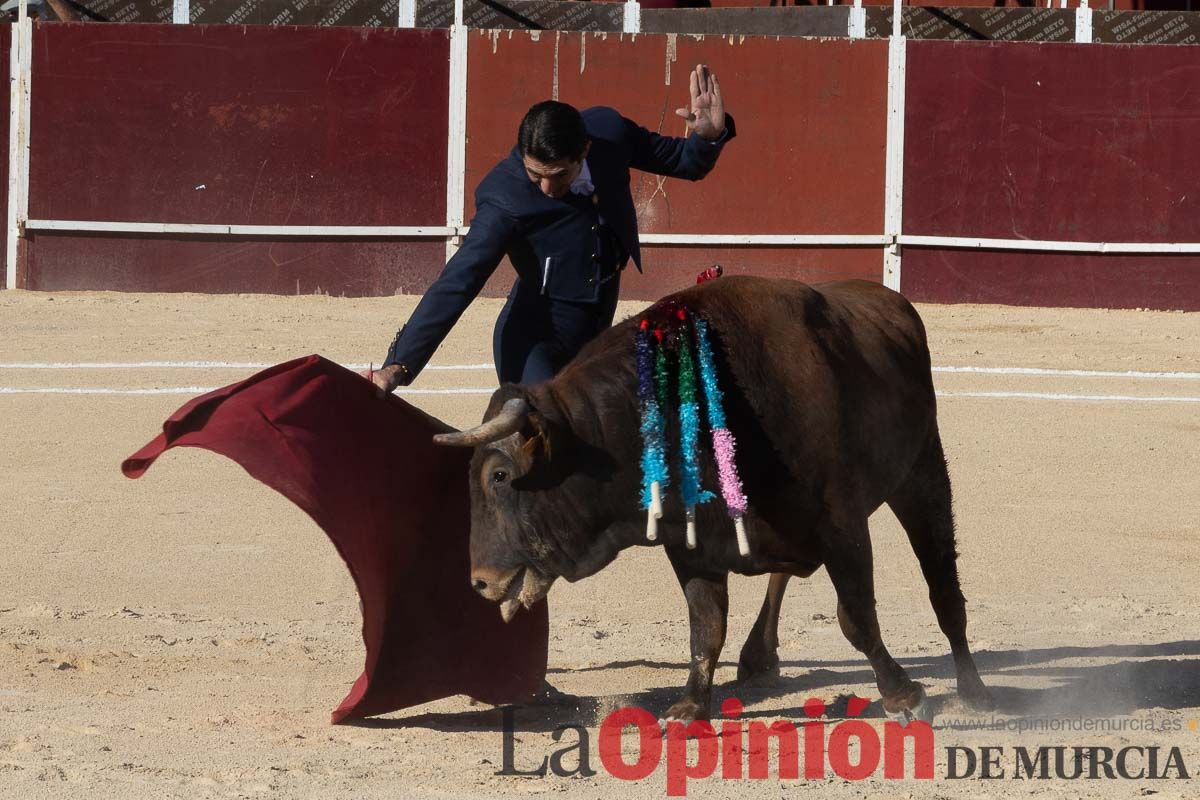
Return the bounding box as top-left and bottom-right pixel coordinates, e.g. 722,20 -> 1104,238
436,276 -> 993,721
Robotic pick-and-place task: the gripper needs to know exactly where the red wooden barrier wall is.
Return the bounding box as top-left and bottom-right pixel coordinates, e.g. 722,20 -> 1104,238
902,40 -> 1200,309
26,23 -> 449,294
709,0 -> 1194,8
12,23 -> 1200,310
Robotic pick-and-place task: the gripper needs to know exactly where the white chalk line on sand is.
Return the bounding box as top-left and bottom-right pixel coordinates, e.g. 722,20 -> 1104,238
0,361 -> 1197,380
1,362 -> 1198,403
936,391 -> 1200,404
2,386 -> 1199,404
933,366 -> 1200,380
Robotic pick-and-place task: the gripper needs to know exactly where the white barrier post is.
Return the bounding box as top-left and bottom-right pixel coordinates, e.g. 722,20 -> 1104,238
6,13 -> 30,290
398,0 -> 416,28
445,0 -> 467,259
5,24 -> 19,289
1075,0 -> 1092,43
172,0 -> 189,23
848,0 -> 866,39
623,0 -> 640,34
882,0 -> 906,291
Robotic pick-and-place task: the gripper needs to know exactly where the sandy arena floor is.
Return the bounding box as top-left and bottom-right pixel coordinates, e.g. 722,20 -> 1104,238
1,288 -> 1198,799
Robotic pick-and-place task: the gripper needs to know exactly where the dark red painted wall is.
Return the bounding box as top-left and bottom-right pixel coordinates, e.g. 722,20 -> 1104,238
624,246 -> 882,300
903,249 -> 1199,310
25,236 -> 448,294
27,23 -> 449,294
466,32 -> 888,236
709,0 -> 1188,8
17,23 -> 1200,310
474,245 -> 883,302
902,40 -> 1200,309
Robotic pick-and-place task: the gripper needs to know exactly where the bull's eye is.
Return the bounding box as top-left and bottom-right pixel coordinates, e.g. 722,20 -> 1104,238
491,469 -> 509,484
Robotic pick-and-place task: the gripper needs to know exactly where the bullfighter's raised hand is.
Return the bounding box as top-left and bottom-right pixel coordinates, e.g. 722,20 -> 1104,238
675,64 -> 726,142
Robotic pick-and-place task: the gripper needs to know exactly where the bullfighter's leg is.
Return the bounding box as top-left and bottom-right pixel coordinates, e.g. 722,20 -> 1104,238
822,516 -> 926,716
887,432 -> 994,711
663,547 -> 729,722
737,573 -> 791,682
493,286 -> 557,384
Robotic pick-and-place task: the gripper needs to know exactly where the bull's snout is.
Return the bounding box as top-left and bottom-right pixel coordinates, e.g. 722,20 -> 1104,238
470,566 -> 519,602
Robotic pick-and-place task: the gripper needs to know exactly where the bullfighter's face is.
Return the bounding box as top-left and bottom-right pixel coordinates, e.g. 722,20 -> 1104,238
522,141 -> 591,200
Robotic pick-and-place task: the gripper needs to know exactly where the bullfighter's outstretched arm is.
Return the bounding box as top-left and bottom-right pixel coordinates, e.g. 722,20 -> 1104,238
379,201 -> 516,385
626,63 -> 736,181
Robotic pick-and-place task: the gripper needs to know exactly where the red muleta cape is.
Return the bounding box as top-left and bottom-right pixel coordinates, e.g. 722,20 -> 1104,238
121,354 -> 548,723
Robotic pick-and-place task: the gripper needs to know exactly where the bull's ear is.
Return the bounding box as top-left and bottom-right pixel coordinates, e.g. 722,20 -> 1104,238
520,411 -> 555,465
518,419 -> 549,462
522,394 -> 579,469
513,403 -> 593,489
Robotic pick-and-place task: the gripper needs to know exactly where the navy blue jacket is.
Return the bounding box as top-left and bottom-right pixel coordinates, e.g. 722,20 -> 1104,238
384,106 -> 736,378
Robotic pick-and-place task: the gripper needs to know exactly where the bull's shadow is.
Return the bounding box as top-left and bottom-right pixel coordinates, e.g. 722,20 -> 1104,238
354,639 -> 1200,733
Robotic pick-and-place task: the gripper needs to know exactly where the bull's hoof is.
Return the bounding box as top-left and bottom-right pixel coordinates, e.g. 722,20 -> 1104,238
958,678 -> 996,712
886,694 -> 935,725
736,647 -> 780,684
660,697 -> 710,724
526,680 -> 580,707
880,682 -> 927,719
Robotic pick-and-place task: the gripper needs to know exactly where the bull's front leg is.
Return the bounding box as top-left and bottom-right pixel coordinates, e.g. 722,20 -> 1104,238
663,547 -> 728,722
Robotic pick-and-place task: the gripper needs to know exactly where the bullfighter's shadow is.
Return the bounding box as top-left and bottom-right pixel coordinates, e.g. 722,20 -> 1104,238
358,639 -> 1200,733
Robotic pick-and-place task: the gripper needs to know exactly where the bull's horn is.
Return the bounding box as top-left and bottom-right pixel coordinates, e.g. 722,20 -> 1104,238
433,397 -> 530,447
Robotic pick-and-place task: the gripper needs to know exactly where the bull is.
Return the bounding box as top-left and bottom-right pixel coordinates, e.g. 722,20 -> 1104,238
435,276 -> 993,721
